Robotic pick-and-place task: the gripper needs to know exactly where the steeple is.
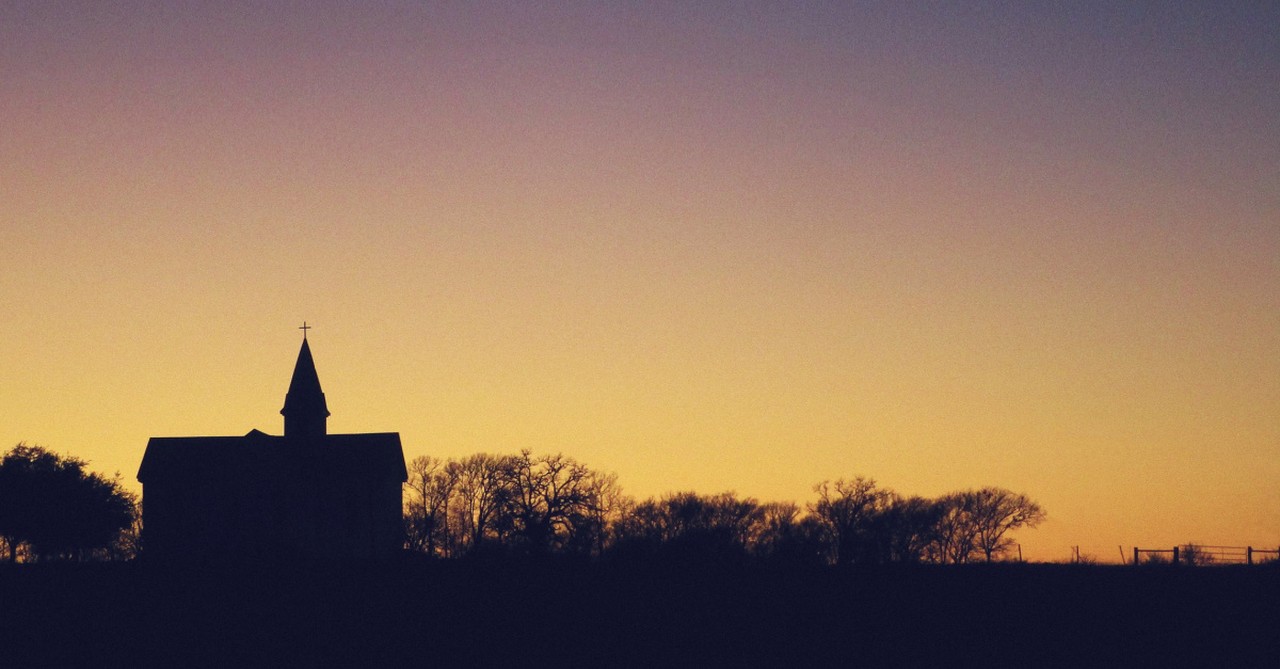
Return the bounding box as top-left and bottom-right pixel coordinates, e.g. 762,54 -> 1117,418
281,336 -> 330,439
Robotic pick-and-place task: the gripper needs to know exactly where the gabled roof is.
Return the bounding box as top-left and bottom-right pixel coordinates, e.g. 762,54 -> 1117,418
138,431 -> 407,483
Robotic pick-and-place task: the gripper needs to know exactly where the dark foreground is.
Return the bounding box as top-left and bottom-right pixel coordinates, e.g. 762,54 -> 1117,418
2,558 -> 1277,667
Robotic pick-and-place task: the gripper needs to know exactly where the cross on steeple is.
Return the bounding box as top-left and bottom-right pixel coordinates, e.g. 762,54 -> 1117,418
299,321 -> 311,339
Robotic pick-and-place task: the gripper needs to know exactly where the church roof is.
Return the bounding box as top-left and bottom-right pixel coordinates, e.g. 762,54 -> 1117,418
138,431 -> 407,483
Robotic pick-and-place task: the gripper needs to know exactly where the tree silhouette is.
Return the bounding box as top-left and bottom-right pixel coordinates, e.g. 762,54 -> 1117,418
110,496 -> 144,561
928,488 -> 1045,563
749,501 -> 827,565
398,450 -> 1046,566
404,450 -> 624,558
810,477 -> 893,565
613,491 -> 768,561
451,453 -> 517,553
404,455 -> 456,557
877,494 -> 945,564
968,487 -> 1045,562
579,469 -> 624,557
503,450 -> 598,555
0,443 -> 135,561
933,491 -> 981,564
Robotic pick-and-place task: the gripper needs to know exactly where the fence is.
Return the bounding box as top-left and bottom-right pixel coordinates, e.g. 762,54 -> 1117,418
1132,545 -> 1280,566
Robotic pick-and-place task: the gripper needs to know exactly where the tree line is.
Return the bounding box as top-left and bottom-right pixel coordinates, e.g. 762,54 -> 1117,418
403,450 -> 1046,565
0,442 -> 1045,564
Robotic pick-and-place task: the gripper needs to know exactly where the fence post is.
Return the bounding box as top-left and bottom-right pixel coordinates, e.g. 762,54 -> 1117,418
1172,546 -> 1179,565
1133,547 -> 1139,565
1248,546 -> 1253,565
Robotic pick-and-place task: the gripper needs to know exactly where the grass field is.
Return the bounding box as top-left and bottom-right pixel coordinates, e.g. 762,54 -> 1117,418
2,559 -> 1277,667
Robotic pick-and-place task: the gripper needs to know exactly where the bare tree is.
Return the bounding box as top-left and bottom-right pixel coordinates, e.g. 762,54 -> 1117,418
613,491 -> 765,558
878,495 -> 944,564
503,450 -> 599,554
579,470 -> 625,557
404,451 -> 620,558
932,492 -> 979,564
706,492 -> 766,550
450,453 -> 517,554
968,487 -> 1046,562
809,477 -> 893,565
750,501 -> 801,559
404,455 -> 459,557
748,502 -> 825,564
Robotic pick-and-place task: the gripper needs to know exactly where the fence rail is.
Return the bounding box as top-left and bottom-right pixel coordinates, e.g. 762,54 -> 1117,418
1133,545 -> 1280,566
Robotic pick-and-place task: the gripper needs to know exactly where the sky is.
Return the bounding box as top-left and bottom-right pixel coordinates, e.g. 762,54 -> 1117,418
2,1 -> 1277,563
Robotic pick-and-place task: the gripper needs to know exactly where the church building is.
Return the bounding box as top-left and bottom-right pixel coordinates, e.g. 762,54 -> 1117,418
137,332 -> 407,562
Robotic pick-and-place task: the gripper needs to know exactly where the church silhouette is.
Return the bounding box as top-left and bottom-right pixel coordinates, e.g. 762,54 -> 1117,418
137,331 -> 407,562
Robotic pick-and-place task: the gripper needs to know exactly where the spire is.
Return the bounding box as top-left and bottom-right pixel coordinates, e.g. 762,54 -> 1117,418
281,337 -> 330,439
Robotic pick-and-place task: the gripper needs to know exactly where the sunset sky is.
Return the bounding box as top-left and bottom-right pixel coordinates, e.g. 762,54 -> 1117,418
2,2 -> 1277,562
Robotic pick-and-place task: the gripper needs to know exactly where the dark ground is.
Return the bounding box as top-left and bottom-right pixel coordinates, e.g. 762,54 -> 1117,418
1,558 -> 1277,667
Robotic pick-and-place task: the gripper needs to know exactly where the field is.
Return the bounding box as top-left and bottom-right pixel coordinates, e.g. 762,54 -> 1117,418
2,559 -> 1277,667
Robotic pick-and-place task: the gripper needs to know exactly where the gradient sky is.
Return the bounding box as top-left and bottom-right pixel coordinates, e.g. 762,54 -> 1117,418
3,1 -> 1277,562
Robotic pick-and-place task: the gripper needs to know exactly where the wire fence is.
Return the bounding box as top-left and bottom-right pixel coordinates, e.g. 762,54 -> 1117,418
1132,545 -> 1280,566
